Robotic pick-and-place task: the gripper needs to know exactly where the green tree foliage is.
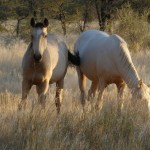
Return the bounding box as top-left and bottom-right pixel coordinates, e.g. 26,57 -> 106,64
0,0 -> 149,41
111,3 -> 150,51
130,0 -> 150,13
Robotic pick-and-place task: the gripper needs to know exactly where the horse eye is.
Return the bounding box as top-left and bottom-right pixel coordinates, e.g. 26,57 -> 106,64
31,35 -> 33,39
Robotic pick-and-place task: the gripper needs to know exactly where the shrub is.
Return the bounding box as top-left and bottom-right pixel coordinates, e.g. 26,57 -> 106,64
109,4 -> 150,52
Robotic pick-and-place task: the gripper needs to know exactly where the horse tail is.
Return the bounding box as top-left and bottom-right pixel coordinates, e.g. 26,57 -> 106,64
68,50 -> 80,66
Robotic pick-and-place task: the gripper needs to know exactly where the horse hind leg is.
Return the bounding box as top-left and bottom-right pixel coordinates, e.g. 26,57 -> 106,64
18,79 -> 32,110
76,67 -> 86,108
88,81 -> 98,101
95,80 -> 106,110
55,79 -> 64,114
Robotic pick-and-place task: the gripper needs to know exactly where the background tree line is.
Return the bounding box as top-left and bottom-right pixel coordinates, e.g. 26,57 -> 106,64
0,0 -> 150,50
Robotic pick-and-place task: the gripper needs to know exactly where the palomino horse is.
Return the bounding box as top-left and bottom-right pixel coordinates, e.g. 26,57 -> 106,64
18,18 -> 80,113
75,30 -> 150,111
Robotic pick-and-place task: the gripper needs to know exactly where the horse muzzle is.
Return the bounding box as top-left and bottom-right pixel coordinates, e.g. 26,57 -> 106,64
33,54 -> 42,63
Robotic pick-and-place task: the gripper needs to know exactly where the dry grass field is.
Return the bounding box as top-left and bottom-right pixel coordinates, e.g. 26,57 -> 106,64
0,33 -> 150,150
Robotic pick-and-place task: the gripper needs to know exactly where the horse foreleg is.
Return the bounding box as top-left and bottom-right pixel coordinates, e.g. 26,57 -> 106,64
36,80 -> 49,109
95,80 -> 106,109
55,79 -> 64,114
88,81 -> 98,101
76,67 -> 86,107
18,79 -> 32,110
116,82 -> 126,114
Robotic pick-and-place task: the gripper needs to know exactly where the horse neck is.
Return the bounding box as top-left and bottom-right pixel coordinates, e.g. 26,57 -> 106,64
118,41 -> 140,89
122,62 -> 140,89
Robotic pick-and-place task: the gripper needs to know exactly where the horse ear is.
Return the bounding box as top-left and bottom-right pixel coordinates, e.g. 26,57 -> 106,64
43,18 -> 49,27
30,18 -> 35,27
138,79 -> 143,88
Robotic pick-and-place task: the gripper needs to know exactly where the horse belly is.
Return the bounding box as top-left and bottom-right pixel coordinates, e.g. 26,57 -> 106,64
50,56 -> 67,83
50,67 -> 67,83
80,50 -> 120,82
81,63 -> 120,82
96,58 -> 121,81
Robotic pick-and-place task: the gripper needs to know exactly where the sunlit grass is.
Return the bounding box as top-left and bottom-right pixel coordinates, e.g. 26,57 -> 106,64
0,34 -> 150,150
0,90 -> 149,150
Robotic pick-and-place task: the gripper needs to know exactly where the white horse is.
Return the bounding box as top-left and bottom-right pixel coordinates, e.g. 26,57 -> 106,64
18,18 -> 80,113
75,30 -> 150,111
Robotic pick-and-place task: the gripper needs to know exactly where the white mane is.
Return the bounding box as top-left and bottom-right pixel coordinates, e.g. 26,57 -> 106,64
111,34 -> 140,88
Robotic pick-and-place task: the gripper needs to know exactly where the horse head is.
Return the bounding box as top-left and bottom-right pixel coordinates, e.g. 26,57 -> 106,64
133,79 -> 150,110
30,18 -> 49,63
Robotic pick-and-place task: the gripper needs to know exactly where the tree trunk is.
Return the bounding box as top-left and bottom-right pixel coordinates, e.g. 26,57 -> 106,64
16,19 -> 20,36
16,15 -> 28,37
59,13 -> 66,35
94,0 -> 104,31
79,1 -> 89,32
33,11 -> 37,20
59,5 -> 67,35
29,0 -> 37,20
40,0 -> 44,18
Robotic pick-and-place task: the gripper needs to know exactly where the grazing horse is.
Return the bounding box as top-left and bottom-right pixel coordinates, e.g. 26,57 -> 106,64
18,18 -> 80,113
75,30 -> 150,111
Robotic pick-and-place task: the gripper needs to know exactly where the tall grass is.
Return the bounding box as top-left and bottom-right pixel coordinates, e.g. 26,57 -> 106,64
0,90 -> 150,150
0,34 -> 150,150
